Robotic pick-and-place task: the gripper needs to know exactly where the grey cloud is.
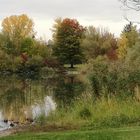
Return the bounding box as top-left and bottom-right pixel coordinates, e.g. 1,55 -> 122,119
0,0 -> 126,38
0,0 -> 123,20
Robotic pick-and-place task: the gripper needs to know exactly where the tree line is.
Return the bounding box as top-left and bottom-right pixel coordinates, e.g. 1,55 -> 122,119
0,14 -> 139,75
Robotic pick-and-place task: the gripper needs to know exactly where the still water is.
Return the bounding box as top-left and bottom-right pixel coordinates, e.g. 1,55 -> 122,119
0,74 -> 85,130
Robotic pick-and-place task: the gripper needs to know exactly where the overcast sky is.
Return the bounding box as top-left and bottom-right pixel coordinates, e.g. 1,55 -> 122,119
0,0 -> 137,40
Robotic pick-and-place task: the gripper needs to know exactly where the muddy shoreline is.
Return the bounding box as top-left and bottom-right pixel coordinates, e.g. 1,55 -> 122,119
0,124 -> 32,138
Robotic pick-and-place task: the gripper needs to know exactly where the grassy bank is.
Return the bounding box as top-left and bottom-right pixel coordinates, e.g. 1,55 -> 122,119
1,126 -> 140,140
44,96 -> 140,129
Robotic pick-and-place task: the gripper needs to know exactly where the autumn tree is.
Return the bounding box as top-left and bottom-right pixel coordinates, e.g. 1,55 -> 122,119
52,18 -> 85,68
81,26 -> 118,60
1,14 -> 35,55
118,22 -> 140,58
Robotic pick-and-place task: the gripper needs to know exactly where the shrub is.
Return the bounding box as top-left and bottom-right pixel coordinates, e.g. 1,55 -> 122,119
79,107 -> 92,119
35,113 -> 47,126
88,57 -> 140,98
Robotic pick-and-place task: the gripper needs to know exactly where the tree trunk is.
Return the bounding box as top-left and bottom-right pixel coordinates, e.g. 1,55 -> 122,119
70,63 -> 74,68
70,76 -> 74,84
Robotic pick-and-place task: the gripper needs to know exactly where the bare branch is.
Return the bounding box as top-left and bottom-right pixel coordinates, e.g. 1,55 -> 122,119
123,11 -> 140,24
120,0 -> 140,11
120,0 -> 140,24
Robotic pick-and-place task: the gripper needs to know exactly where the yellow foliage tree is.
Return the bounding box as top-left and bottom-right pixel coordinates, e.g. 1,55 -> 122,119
2,14 -> 34,39
117,23 -> 140,59
1,14 -> 35,55
117,34 -> 128,58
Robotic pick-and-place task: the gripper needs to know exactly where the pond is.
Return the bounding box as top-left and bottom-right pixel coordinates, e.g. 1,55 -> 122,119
0,73 -> 85,130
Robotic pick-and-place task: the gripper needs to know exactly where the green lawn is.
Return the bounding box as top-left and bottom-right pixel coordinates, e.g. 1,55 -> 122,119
1,126 -> 140,140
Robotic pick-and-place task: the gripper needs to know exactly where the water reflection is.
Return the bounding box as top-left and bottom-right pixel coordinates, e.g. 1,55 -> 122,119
53,75 -> 85,107
31,96 -> 56,119
0,73 -> 85,129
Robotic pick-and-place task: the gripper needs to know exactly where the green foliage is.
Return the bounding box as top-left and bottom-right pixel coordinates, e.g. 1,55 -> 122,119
0,14 -> 53,75
118,23 -> 140,58
16,55 -> 43,78
81,26 -> 118,61
84,54 -> 140,97
125,42 -> 140,70
79,107 -> 92,119
53,76 -> 85,107
35,113 -> 47,126
21,37 -> 34,53
46,95 -> 140,128
53,18 -> 85,68
0,50 -> 11,71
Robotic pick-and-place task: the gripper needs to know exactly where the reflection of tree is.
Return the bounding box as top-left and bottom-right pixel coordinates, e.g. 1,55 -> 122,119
0,76 -> 52,122
0,88 -> 26,121
53,75 -> 85,108
1,88 -> 25,105
0,74 -> 84,121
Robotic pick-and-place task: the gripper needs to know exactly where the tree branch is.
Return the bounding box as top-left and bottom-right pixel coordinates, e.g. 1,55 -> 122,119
120,0 -> 140,11
120,0 -> 140,24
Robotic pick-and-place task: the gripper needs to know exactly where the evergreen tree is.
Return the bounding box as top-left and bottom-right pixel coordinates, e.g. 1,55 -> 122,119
52,18 -> 85,68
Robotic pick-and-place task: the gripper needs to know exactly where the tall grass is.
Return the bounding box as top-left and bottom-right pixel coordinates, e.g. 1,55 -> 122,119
46,94 -> 140,129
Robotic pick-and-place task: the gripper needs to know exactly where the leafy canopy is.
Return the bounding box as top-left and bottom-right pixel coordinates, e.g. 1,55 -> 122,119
53,18 -> 85,68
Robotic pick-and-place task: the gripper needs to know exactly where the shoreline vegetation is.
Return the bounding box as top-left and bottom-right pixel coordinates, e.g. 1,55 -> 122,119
1,92 -> 140,139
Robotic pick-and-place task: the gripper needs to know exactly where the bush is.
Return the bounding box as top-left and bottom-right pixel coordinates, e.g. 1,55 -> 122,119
88,57 -> 140,98
15,55 -> 43,78
79,107 -> 92,119
35,113 -> 47,126
100,114 -> 130,127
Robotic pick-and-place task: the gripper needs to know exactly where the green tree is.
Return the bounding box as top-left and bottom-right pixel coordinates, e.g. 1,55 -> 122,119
125,42 -> 140,70
118,22 -> 140,58
52,18 -> 85,68
21,37 -> 34,54
81,26 -> 118,60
